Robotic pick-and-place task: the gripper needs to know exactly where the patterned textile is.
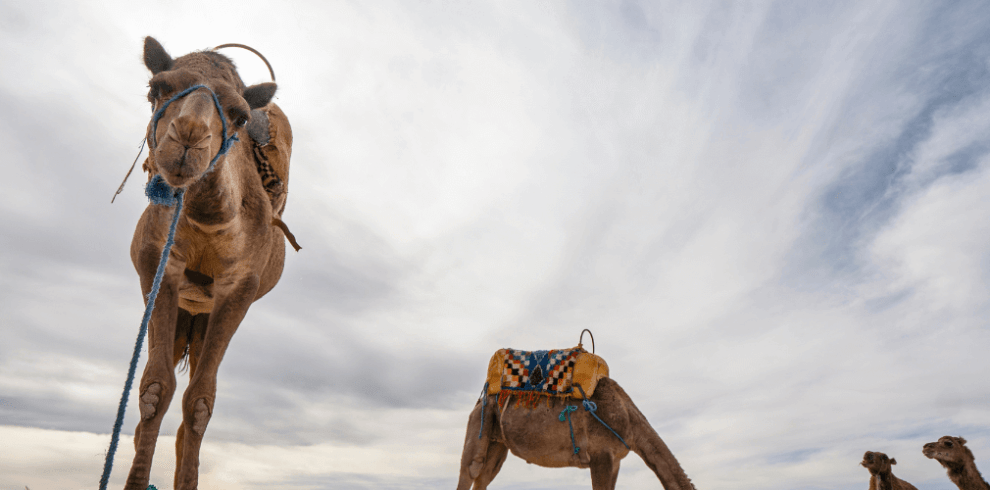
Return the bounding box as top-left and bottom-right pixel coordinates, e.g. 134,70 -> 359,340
252,142 -> 284,207
501,348 -> 581,395
485,345 -> 609,408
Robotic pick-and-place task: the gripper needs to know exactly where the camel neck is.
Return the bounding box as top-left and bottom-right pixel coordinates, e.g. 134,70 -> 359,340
948,464 -> 990,490
182,163 -> 239,226
630,410 -> 695,490
873,472 -> 894,490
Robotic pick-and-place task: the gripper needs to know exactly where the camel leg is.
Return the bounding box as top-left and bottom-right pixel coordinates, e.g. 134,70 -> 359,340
124,250 -> 185,490
589,453 -> 620,490
457,395 -> 502,490
173,273 -> 260,490
472,439 -> 508,490
175,312 -> 208,475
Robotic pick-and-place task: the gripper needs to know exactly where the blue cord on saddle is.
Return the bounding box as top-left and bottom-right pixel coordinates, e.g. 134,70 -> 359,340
558,383 -> 630,456
559,405 -> 580,454
99,84 -> 238,490
575,383 -> 629,449
478,382 -> 488,439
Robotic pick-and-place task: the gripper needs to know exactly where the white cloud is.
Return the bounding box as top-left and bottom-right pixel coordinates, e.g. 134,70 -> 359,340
3,1 -> 990,489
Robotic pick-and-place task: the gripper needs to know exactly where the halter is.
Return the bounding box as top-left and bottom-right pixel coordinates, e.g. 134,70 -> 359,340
144,84 -> 240,205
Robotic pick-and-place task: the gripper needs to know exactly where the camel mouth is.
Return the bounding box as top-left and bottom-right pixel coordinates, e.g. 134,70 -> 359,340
154,143 -> 213,188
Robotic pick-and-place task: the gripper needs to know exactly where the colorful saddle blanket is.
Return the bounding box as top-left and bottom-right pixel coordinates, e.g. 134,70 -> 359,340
485,345 -> 609,401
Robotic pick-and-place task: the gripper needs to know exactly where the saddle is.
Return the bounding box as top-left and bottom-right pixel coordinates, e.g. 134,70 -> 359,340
485,345 -> 609,407
246,103 -> 300,251
246,104 -> 291,218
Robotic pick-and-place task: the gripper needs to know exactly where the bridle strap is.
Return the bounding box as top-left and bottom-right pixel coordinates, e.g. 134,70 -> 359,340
148,84 -> 239,174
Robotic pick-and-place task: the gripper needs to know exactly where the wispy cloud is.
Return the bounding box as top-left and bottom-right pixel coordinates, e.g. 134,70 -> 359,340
2,1 -> 989,489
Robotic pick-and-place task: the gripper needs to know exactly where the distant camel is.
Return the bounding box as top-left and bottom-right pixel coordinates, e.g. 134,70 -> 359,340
924,436 -> 990,490
457,346 -> 695,490
861,451 -> 917,490
124,36 -> 292,490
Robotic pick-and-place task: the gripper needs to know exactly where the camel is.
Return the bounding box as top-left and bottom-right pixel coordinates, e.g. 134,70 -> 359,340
123,36 -> 292,490
861,451 -> 917,490
924,436 -> 990,490
457,375 -> 695,490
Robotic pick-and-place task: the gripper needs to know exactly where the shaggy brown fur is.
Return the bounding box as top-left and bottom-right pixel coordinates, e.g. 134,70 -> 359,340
124,36 -> 292,490
861,451 -> 917,490
924,436 -> 990,490
457,377 -> 695,490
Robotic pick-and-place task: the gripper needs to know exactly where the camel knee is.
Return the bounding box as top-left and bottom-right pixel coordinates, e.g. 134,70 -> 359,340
139,382 -> 174,421
469,457 -> 485,480
185,397 -> 212,436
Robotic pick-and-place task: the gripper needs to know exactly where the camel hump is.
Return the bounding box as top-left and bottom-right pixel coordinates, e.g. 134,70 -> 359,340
486,346 -> 610,399
247,102 -> 293,217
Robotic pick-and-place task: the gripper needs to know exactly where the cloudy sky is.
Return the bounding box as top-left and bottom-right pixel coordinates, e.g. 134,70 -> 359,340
2,1 -> 989,489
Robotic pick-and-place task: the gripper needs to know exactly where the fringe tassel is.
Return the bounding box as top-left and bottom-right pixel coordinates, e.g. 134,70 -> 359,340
498,389 -> 584,410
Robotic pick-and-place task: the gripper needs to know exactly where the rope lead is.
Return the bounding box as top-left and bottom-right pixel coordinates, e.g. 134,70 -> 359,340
99,189 -> 184,490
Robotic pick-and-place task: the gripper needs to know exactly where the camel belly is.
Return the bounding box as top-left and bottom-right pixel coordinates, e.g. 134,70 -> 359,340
500,403 -> 592,469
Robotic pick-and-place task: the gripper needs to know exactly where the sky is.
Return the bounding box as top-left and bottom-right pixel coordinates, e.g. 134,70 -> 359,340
1,1 -> 989,489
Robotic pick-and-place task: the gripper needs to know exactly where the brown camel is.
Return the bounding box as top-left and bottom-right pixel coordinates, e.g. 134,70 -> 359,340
457,377 -> 696,490
861,451 -> 917,490
924,436 -> 990,490
124,36 -> 292,490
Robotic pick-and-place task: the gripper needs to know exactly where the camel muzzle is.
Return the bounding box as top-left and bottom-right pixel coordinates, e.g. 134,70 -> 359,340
145,84 -> 240,196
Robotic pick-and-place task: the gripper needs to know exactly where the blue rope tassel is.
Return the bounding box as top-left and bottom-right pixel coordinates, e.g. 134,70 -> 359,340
478,382 -> 488,439
559,405 -> 580,454
99,189 -> 184,490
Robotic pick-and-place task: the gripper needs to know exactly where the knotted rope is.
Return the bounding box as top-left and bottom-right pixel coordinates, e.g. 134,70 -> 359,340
99,85 -> 237,490
559,405 -> 580,454
557,384 -> 629,456
575,383 -> 628,449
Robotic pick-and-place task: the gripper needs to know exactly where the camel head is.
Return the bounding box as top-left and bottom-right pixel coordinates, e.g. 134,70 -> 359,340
862,451 -> 897,475
924,436 -> 975,468
142,36 -> 277,188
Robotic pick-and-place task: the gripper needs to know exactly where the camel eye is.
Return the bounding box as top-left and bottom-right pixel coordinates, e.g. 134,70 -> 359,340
234,116 -> 248,128
946,441 -> 953,447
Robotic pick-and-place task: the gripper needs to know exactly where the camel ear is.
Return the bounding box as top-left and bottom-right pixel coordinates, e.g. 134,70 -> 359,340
242,82 -> 277,109
891,458 -> 897,465
958,437 -> 967,444
144,36 -> 173,74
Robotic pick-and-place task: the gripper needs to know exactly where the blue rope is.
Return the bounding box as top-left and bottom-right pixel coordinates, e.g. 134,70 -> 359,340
100,82 -> 239,490
99,188 -> 184,490
559,405 -> 580,454
478,382 -> 488,439
575,383 -> 629,449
